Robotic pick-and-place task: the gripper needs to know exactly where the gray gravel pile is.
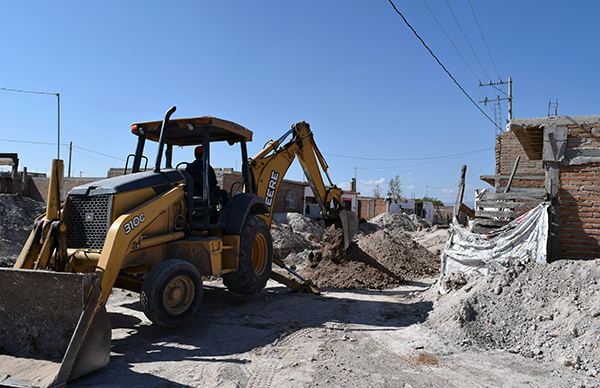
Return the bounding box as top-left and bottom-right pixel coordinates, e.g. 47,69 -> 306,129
425,259 -> 600,378
0,194 -> 45,267
359,212 -> 433,236
270,212 -> 324,261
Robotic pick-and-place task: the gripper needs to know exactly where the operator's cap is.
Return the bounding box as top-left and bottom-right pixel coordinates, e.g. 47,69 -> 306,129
194,145 -> 204,157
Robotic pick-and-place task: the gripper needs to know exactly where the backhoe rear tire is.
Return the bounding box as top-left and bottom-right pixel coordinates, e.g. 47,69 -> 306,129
141,259 -> 203,328
223,215 -> 273,294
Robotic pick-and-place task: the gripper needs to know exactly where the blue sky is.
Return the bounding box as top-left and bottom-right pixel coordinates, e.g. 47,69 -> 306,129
2,1 -> 599,206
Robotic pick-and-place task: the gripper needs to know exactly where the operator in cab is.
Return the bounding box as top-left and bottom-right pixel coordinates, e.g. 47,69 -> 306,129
186,145 -> 228,206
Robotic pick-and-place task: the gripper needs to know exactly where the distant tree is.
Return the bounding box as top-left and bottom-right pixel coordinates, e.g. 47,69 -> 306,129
388,175 -> 403,200
419,196 -> 444,206
373,184 -> 381,198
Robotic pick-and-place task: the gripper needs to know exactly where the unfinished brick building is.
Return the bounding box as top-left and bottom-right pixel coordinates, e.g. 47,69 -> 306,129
478,115 -> 600,261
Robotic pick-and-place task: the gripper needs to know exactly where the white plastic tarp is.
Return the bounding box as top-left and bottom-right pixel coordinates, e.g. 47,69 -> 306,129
439,203 -> 549,293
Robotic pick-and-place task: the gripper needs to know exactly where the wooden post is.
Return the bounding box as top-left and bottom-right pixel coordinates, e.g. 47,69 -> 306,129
453,165 -> 467,221
21,167 -> 27,196
505,156 -> 520,193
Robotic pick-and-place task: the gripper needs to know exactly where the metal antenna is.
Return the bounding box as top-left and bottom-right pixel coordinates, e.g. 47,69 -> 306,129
548,98 -> 558,118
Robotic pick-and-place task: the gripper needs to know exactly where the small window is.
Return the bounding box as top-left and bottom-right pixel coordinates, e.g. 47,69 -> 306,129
285,190 -> 297,209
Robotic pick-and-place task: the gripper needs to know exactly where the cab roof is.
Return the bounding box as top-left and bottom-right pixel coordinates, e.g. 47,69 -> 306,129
131,116 -> 253,146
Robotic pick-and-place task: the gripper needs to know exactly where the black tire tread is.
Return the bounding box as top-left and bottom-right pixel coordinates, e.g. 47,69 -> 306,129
222,215 -> 273,294
141,259 -> 203,328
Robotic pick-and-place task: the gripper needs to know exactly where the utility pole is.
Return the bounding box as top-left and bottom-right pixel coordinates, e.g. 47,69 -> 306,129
57,93 -> 60,159
479,77 -> 512,134
68,141 -> 72,177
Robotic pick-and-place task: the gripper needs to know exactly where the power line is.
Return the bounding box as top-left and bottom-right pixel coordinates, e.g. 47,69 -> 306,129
387,0 -> 500,131
428,158 -> 495,190
429,159 -> 496,190
325,147 -> 492,161
0,138 -> 125,161
421,0 -> 492,105
1,87 -> 61,158
72,145 -> 125,161
71,148 -> 119,166
443,0 -> 492,82
355,150 -> 491,170
422,0 -> 479,81
0,87 -> 57,96
0,138 -> 59,146
468,0 -> 502,83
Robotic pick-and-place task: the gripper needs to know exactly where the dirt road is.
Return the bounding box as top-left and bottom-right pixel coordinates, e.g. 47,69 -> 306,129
69,279 -> 591,388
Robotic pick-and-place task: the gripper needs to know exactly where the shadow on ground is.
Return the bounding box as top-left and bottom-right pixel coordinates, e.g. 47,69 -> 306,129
71,283 -> 432,387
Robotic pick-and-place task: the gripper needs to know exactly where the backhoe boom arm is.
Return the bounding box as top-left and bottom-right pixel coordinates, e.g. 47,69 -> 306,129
249,121 -> 344,225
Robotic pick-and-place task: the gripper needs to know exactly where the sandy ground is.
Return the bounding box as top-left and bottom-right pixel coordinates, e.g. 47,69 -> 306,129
1,195 -> 596,388
67,277 -> 592,388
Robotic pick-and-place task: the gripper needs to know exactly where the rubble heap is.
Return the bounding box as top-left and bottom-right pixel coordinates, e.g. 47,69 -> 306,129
425,260 -> 600,377
0,194 -> 45,267
270,212 -> 324,260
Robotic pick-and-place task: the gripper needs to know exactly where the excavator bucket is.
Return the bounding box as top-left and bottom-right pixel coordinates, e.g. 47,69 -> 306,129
338,208 -> 359,250
0,269 -> 111,388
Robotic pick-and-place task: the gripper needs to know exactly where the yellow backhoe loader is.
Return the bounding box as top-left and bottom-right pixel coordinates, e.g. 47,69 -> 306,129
0,107 -> 358,387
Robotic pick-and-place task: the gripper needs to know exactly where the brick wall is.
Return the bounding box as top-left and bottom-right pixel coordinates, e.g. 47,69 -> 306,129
30,177 -> 102,203
557,164 -> 600,259
566,123 -> 600,149
29,168 -> 306,216
217,169 -> 305,214
356,197 -> 387,221
496,131 -> 545,189
554,120 -> 600,259
505,116 -> 600,261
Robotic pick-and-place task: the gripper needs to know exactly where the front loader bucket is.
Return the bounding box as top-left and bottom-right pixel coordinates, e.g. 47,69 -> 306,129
0,269 -> 111,388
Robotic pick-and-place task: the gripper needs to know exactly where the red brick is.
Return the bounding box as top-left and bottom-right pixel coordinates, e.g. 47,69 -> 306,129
581,218 -> 600,224
581,241 -> 600,247
578,252 -> 600,258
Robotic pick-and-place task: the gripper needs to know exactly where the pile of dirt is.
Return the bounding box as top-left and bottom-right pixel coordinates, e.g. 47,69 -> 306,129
0,194 -> 45,267
299,225 -> 440,289
424,259 -> 600,377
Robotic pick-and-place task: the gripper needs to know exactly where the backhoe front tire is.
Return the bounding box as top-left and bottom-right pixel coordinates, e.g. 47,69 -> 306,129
141,259 -> 203,328
223,215 -> 273,294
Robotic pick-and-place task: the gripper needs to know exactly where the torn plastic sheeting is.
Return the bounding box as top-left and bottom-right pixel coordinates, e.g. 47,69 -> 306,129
438,203 -> 549,294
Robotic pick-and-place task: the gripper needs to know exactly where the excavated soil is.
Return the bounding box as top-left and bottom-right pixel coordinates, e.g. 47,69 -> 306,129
300,225 -> 439,289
